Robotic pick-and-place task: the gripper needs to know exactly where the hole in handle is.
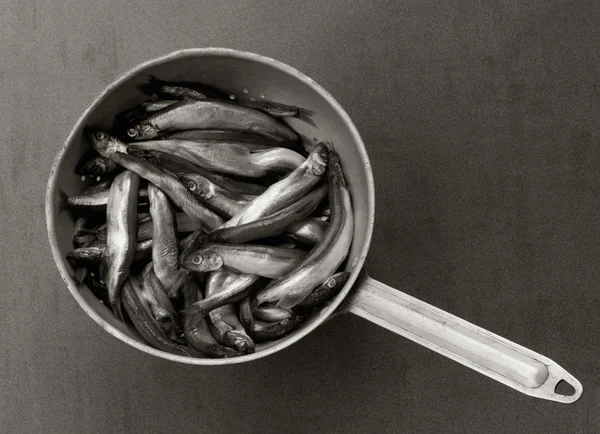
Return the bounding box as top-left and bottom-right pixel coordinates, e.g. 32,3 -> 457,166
554,379 -> 577,397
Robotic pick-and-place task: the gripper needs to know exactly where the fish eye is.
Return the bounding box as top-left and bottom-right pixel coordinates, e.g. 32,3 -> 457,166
187,181 -> 197,191
192,256 -> 202,265
127,128 -> 138,138
95,132 -> 105,140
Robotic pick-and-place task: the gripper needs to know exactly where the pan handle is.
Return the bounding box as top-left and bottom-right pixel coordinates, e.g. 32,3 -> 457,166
337,273 -> 583,403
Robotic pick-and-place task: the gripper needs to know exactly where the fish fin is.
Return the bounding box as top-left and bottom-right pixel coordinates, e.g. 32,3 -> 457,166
297,107 -> 316,117
276,292 -> 311,309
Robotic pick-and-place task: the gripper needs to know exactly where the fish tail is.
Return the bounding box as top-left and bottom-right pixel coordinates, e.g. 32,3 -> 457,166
297,111 -> 318,128
111,300 -> 124,321
72,267 -> 88,285
297,107 -> 316,117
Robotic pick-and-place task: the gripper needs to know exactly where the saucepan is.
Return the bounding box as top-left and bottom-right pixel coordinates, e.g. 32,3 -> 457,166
45,48 -> 582,403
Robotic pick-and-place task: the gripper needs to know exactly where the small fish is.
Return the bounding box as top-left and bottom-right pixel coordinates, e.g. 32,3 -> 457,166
88,131 -> 224,230
204,270 -> 255,354
252,316 -> 304,343
127,139 -> 304,178
221,142 -> 328,228
148,183 -> 189,298
122,277 -> 196,357
164,129 -> 299,150
103,170 -> 140,320
256,151 -> 354,308
141,263 -> 182,342
182,244 -> 305,279
182,275 -> 244,358
125,100 -> 298,142
64,188 -> 148,212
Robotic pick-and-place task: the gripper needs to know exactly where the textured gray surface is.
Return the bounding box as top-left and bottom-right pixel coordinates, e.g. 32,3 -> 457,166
1,0 -> 599,432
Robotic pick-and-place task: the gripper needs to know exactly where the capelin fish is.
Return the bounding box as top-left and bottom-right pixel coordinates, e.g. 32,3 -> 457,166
182,244 -> 305,279
88,131 -> 223,230
202,185 -> 327,245
183,268 -> 259,317
163,129 -> 299,150
141,263 -> 182,342
138,75 -> 228,100
122,278 -> 196,357
103,170 -> 140,320
148,183 -> 189,298
221,142 -> 328,228
252,316 -> 304,343
69,239 -> 153,266
238,295 -> 254,338
204,270 -> 255,354
253,304 -> 293,322
182,275 -> 244,358
296,271 -> 351,310
65,188 -> 148,212
180,173 -> 247,218
158,155 -> 268,197
286,217 -> 328,246
256,152 -> 354,308
127,139 -> 304,178
125,100 -> 298,142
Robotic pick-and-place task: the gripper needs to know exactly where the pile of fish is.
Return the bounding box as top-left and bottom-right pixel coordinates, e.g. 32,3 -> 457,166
63,76 -> 354,358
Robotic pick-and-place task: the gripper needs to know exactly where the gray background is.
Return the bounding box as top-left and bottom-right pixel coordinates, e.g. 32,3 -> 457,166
1,0 -> 599,433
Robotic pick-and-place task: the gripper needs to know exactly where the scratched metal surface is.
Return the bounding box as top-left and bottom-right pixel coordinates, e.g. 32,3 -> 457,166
1,1 -> 599,433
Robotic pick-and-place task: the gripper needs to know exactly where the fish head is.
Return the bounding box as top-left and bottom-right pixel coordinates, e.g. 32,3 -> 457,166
85,128 -> 127,158
66,247 -> 101,266
179,174 -> 215,200
183,247 -> 224,272
126,121 -> 158,141
307,142 -> 329,176
223,330 -> 255,354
